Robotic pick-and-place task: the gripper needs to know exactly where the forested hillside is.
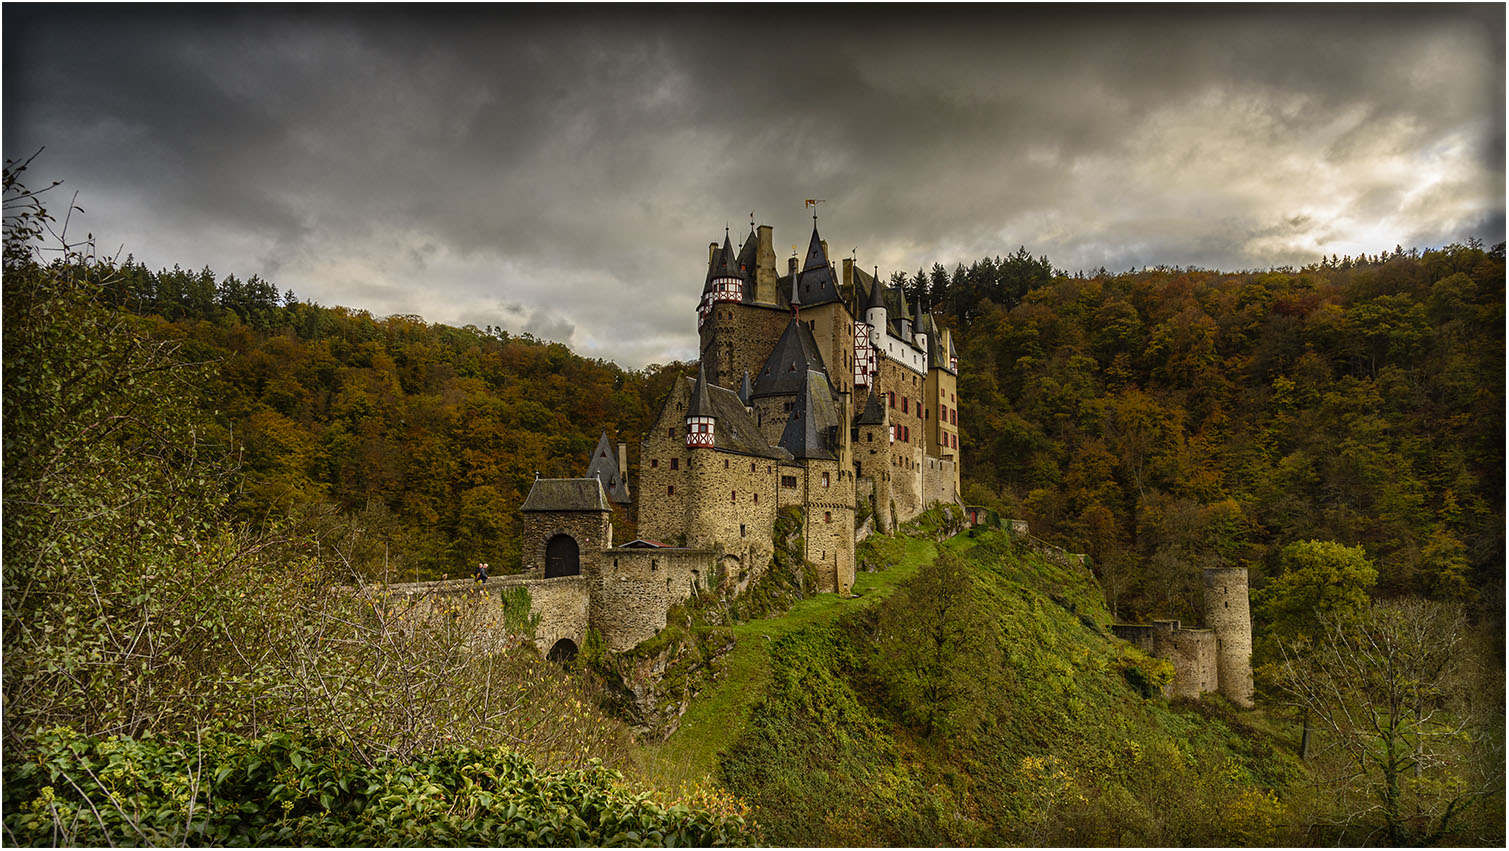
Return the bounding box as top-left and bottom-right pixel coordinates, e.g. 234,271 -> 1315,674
90,258 -> 687,578
903,245 -> 1504,623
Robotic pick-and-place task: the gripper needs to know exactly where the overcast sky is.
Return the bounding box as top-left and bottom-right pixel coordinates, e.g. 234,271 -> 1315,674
5,5 -> 1503,368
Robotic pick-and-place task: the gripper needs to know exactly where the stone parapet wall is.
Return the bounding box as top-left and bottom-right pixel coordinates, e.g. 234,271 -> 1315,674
380,574 -> 590,656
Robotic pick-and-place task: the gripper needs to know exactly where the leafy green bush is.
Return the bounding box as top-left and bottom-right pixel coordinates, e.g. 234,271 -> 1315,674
4,727 -> 752,846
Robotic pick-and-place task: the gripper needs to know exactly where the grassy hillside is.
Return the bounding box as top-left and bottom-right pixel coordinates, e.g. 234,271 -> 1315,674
651,521 -> 1312,845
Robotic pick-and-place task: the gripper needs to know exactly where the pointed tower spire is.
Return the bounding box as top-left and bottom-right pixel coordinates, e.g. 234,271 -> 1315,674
738,369 -> 754,408
867,266 -> 887,311
686,362 -> 716,448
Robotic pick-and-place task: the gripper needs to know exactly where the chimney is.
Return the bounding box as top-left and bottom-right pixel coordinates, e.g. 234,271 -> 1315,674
820,239 -> 829,262
842,257 -> 853,287
708,241 -> 719,265
756,225 -> 777,302
617,441 -> 628,482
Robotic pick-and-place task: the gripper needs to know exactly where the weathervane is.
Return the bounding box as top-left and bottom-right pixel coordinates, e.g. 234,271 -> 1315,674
804,198 -> 825,224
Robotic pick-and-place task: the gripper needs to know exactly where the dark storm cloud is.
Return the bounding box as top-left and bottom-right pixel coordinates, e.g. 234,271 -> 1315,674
5,5 -> 1502,366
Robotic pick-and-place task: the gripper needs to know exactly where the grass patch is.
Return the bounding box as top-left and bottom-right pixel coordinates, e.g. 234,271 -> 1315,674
639,533 -> 939,791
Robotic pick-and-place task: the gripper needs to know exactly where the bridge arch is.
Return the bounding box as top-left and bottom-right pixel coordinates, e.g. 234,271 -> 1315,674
547,637 -> 579,663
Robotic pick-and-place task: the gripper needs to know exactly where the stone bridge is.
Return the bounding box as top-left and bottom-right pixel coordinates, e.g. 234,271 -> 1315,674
385,571 -> 591,660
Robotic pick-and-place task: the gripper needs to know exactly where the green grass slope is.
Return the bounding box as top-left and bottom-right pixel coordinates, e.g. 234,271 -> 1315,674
640,532 -> 941,792
711,526 -> 1307,846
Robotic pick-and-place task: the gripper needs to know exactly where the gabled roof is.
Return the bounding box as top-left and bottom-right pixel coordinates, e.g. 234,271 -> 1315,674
521,478 -> 611,512
752,318 -> 833,399
671,374 -> 792,460
583,432 -> 631,504
855,385 -> 887,426
779,369 -> 840,460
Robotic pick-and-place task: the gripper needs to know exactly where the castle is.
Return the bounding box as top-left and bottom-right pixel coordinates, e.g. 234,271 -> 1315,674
387,214 -> 1253,709
508,215 -> 965,654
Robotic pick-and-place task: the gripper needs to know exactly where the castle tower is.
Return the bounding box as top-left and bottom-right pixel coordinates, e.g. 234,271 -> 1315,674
1203,567 -> 1254,708
684,362 -> 720,547
686,361 -> 717,449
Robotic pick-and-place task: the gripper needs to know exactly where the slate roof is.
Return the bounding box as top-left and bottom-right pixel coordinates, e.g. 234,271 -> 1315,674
687,361 -> 715,418
736,228 -> 759,278
864,267 -> 887,312
779,370 -> 841,460
704,230 -> 744,286
794,225 -> 842,306
521,478 -> 611,512
855,385 -> 887,426
751,318 -> 834,399
738,370 -> 753,407
673,374 -> 792,460
582,432 -> 631,504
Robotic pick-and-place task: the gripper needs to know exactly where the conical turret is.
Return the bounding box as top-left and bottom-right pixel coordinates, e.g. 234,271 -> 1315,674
686,361 -> 716,448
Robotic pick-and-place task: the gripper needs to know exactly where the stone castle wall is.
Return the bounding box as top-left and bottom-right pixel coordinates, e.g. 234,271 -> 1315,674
876,357 -> 926,523
637,380 -> 694,544
922,455 -> 959,508
791,457 -> 856,594
590,547 -> 713,652
684,448 -> 779,580
701,302 -> 790,391
1111,567 -> 1254,706
924,363 -> 961,496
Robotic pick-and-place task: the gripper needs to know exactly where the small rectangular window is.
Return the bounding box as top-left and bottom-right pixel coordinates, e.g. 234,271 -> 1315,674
731,490 -> 737,502
754,493 -> 759,503
651,458 -> 658,468
671,458 -> 679,470
781,475 -> 797,488
724,458 -> 729,468
667,485 -> 675,495
668,427 -> 675,437
822,472 -> 830,487
740,523 -> 747,537
824,511 -> 831,523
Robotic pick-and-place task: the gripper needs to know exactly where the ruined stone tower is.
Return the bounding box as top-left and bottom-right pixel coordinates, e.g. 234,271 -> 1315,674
1202,567 -> 1254,708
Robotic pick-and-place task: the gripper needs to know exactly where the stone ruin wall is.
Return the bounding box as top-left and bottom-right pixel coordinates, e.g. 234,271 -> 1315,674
1110,618 -> 1225,703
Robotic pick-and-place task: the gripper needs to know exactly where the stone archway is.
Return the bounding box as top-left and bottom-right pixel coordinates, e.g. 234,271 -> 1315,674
544,534 -> 580,578
547,638 -> 579,663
